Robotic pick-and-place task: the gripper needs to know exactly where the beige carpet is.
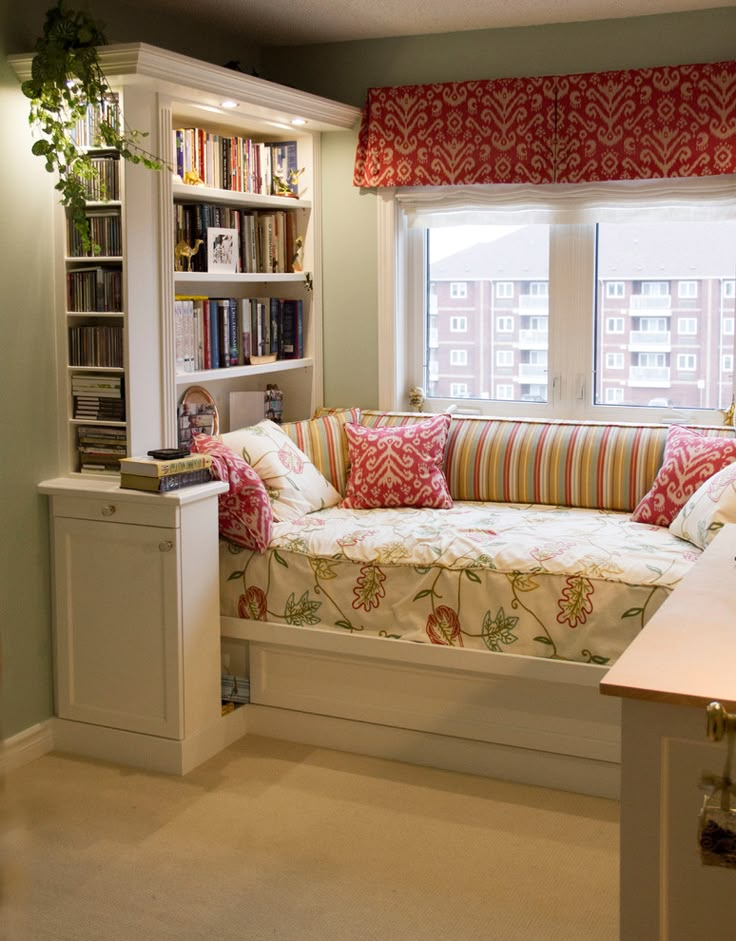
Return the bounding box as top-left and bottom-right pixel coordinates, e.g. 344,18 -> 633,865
2,735 -> 619,940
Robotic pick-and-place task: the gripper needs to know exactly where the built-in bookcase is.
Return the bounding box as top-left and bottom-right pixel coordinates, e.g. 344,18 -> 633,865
12,45 -> 360,474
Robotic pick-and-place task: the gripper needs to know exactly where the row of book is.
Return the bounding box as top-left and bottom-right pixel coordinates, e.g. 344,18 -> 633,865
68,325 -> 124,368
66,266 -> 123,312
70,95 -> 121,149
174,129 -> 299,197
83,153 -> 120,201
71,373 -> 125,421
67,210 -> 122,258
175,296 -> 303,373
77,425 -> 128,475
175,203 -> 298,275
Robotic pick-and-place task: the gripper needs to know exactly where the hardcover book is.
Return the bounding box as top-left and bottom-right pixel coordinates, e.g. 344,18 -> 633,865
119,453 -> 212,477
120,467 -> 213,492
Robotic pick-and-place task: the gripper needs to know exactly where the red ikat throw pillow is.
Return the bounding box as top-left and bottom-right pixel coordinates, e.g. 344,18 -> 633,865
191,434 -> 273,551
631,425 -> 736,527
341,412 -> 453,509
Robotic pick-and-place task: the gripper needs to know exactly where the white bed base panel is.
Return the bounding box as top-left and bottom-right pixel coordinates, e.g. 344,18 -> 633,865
221,617 -> 621,799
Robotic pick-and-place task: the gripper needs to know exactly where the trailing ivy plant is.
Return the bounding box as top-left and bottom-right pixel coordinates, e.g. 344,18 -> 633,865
21,1 -> 162,253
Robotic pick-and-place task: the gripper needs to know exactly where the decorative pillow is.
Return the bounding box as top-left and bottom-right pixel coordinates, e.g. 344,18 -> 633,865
631,425 -> 736,527
191,434 -> 273,552
341,412 -> 453,510
218,420 -> 341,522
669,461 -> 736,549
281,408 -> 360,495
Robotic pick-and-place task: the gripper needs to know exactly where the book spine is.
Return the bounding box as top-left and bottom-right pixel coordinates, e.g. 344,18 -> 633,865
157,467 -> 212,491
269,297 -> 282,357
120,454 -> 212,477
228,297 -> 239,366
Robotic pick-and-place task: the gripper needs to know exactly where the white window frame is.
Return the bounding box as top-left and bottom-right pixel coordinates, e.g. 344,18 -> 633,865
677,353 -> 697,371
606,317 -> 625,334
450,382 -> 469,397
377,180 -> 736,422
449,281 -> 467,299
495,383 -> 514,400
605,387 -> 625,404
605,352 -> 624,369
496,349 -> 514,367
606,281 -> 624,298
496,281 -> 513,298
677,317 -> 697,335
449,315 -> 467,332
678,280 -> 698,298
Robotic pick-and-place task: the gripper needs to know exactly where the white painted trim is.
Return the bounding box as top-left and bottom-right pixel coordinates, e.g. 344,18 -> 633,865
377,190 -> 399,410
1,721 -> 54,775
246,704 -> 620,799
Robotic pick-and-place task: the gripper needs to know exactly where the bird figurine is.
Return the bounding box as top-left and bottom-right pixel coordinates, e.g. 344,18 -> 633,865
409,386 -> 426,412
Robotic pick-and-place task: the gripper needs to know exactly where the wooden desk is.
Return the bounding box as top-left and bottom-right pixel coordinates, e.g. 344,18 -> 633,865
601,523 -> 736,940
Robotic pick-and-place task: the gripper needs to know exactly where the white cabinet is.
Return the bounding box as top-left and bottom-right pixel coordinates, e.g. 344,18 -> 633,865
40,477 -> 243,774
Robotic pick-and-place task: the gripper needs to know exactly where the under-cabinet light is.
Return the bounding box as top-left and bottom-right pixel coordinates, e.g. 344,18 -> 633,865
291,117 -> 307,126
220,100 -> 238,109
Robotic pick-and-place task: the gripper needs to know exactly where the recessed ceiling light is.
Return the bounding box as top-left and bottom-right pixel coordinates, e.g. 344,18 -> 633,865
221,100 -> 238,109
291,117 -> 307,126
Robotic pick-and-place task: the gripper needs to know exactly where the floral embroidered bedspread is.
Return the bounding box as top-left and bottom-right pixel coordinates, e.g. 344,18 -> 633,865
219,501 -> 701,666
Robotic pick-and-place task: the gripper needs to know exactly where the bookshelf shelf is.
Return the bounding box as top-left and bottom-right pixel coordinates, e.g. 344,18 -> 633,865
172,181 -> 311,211
174,271 -> 307,287
176,356 -> 312,386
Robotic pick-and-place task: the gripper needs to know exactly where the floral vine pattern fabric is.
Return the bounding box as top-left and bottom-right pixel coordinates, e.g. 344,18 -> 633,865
220,501 -> 700,666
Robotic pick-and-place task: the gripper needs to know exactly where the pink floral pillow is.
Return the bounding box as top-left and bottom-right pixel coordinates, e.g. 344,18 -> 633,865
631,425 -> 736,527
191,434 -> 273,552
341,412 -> 453,509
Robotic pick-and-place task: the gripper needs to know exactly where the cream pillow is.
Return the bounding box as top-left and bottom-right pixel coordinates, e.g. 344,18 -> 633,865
218,420 -> 341,521
669,461 -> 736,549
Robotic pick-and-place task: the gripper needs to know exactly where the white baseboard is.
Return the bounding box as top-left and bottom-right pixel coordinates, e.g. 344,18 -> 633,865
246,704 -> 621,799
1,721 -> 54,775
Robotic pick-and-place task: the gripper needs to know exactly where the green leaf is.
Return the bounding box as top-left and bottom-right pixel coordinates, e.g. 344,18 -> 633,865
622,607 -> 643,618
464,569 -> 481,583
273,550 -> 288,567
227,570 -> 244,580
533,635 -> 553,645
413,589 -> 435,600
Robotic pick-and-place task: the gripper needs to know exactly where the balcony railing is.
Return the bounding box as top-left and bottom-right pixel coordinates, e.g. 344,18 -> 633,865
629,296 -> 672,311
629,330 -> 671,349
517,363 -> 548,379
518,295 -> 549,309
518,329 -> 549,348
629,366 -> 671,385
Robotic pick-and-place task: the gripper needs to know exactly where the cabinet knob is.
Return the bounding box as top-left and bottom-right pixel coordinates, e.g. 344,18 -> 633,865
158,540 -> 174,552
101,504 -> 116,517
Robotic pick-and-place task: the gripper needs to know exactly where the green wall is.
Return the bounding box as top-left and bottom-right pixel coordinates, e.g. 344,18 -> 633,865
1,4 -> 734,742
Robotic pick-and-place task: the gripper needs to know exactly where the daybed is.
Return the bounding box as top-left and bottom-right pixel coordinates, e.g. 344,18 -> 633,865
201,409 -> 736,798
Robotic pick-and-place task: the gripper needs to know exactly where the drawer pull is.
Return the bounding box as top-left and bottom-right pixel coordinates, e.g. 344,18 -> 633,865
101,504 -> 116,517
158,540 -> 174,552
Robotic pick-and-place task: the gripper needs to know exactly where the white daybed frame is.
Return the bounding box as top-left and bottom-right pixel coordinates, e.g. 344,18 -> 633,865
221,616 -> 620,798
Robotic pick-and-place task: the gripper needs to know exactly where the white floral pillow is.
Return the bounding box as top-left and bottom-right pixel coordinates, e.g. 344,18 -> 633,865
669,461 -> 736,549
218,420 -> 341,522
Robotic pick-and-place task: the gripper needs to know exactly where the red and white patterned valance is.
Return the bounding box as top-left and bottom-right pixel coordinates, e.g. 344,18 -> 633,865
353,61 -> 736,187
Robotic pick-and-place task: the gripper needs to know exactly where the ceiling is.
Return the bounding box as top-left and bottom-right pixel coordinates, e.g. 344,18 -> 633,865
158,0 -> 735,46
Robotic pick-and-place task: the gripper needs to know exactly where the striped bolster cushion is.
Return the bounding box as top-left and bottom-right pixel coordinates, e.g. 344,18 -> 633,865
281,408 -> 361,495
360,410 -> 437,429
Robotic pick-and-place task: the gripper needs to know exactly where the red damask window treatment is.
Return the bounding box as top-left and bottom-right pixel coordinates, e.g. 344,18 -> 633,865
353,61 -> 736,187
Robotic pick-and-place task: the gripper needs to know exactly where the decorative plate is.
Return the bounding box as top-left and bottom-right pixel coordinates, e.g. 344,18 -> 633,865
180,385 -> 219,435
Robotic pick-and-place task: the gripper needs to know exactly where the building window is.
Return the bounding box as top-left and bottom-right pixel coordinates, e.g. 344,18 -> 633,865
606,317 -> 624,334
641,281 -> 669,296
495,384 -> 514,399
605,353 -> 624,369
606,281 -> 624,298
529,281 -> 548,296
724,281 -> 735,298
450,282 -> 467,299
450,349 -> 468,366
496,350 -> 514,367
677,353 -> 697,371
678,280 -> 698,298
605,387 -> 624,404
724,318 -> 735,335
678,318 -> 697,335
450,316 -> 467,332
450,382 -> 469,397
723,354 -> 734,372
496,281 -> 513,298
496,316 -> 514,333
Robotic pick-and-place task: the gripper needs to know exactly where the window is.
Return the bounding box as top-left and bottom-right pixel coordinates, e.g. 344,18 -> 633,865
450,349 -> 468,366
725,281 -> 736,298
450,382 -> 468,397
392,183 -> 736,422
450,282 -> 467,298
496,350 -> 514,367
450,316 -> 467,332
496,281 -> 513,298
724,354 -> 734,372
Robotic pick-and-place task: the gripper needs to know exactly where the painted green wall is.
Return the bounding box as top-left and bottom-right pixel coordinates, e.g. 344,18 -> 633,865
1,4 -> 734,741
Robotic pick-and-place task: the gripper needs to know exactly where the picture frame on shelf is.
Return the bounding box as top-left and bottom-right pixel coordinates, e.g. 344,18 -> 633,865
207,227 -> 238,273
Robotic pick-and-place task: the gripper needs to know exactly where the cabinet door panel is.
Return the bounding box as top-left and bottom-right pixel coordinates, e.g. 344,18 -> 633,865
54,517 -> 182,738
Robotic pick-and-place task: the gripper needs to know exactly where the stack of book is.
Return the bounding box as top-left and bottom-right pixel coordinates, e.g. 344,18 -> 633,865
72,373 -> 125,421
119,452 -> 213,492
78,425 -> 128,474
